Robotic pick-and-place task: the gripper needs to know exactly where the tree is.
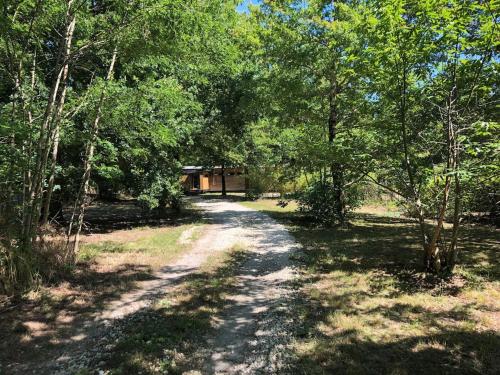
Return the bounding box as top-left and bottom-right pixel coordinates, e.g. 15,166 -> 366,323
0,0 -> 251,292
368,0 -> 498,272
184,5 -> 256,197
1,0 -> 79,291
254,0 -> 374,223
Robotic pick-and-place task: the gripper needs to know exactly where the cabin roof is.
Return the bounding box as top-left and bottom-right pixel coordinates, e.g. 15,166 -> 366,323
181,166 -> 244,174
182,166 -> 204,174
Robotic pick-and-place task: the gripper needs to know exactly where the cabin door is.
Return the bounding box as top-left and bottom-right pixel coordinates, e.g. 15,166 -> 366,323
192,174 -> 200,190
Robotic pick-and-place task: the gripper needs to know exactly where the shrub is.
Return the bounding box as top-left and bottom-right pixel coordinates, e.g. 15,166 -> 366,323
245,189 -> 261,201
0,226 -> 72,295
295,180 -> 363,225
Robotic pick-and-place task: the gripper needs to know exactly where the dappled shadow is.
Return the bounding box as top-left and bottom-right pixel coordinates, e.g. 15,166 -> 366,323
197,201 -> 498,374
64,199 -> 299,374
1,198 -> 299,374
0,255 -> 218,374
0,261 -> 156,374
205,249 -> 296,372
294,327 -> 500,374
254,208 -> 311,228
281,207 -> 499,374
286,212 -> 499,296
1,201 -> 208,373
457,224 -> 500,279
91,250 -> 250,374
2,199 -> 497,374
60,200 -> 203,234
82,239 -> 296,374
194,200 -> 499,373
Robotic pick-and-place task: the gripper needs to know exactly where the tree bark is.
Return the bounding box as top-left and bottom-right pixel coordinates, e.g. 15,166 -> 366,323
447,41 -> 463,271
328,74 -> 345,224
41,12 -> 74,226
41,64 -> 70,225
67,45 -> 118,259
397,54 -> 429,262
448,163 -> 461,269
19,52 -> 37,235
425,65 -> 458,272
22,0 -> 76,248
221,163 -> 227,196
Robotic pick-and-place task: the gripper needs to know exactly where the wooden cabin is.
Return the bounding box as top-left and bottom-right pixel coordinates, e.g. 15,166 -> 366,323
181,166 -> 247,194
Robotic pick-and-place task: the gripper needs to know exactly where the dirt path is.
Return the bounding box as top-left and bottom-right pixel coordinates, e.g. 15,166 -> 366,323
202,200 -> 299,374
6,198 -> 299,374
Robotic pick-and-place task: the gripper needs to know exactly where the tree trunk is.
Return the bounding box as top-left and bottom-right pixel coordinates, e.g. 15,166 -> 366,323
425,37 -> 462,272
3,59 -> 23,241
425,68 -> 458,272
22,0 -> 76,248
67,45 -> 118,259
244,166 -> 249,191
425,176 -> 452,272
446,42 -> 463,271
328,74 -> 345,224
447,166 -> 461,270
22,52 -> 37,214
397,55 -> 430,263
41,20 -> 73,226
221,163 -> 227,196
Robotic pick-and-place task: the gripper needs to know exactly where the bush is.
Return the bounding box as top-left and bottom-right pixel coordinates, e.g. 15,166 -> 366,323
295,180 -> 363,225
137,176 -> 183,211
0,226 -> 72,295
245,189 -> 261,201
247,166 -> 295,196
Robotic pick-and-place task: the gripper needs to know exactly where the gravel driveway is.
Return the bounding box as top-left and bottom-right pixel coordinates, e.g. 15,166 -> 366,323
9,198 -> 300,374
200,199 -> 300,374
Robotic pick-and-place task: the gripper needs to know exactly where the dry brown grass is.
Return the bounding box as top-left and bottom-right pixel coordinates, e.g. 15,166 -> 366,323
243,198 -> 500,375
0,221 -> 204,373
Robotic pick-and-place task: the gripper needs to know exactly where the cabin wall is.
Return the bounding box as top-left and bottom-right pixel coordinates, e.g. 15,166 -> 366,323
181,167 -> 247,193
180,175 -> 190,192
208,174 -> 246,192
201,176 -> 210,190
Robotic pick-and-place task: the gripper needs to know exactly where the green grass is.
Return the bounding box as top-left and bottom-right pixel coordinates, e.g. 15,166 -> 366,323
79,224 -> 204,269
244,198 -> 500,375
240,198 -> 297,212
240,198 -> 299,224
